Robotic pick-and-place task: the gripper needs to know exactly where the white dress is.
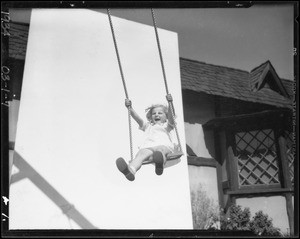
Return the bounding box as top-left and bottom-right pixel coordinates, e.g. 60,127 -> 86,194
139,122 -> 175,151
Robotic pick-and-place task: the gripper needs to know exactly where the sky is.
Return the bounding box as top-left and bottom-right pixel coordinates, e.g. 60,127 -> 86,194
9,2 -> 295,80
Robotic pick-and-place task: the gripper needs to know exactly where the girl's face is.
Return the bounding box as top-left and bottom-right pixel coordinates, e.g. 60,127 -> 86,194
151,107 -> 167,124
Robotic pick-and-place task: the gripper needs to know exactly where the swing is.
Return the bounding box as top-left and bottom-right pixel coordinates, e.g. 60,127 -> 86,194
107,9 -> 184,165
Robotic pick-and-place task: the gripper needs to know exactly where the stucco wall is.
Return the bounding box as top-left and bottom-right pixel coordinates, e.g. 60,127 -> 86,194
183,90 -> 216,158
188,166 -> 218,202
183,91 -> 219,210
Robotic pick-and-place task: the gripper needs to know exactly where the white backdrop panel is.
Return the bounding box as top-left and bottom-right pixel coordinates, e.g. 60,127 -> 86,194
10,9 -> 192,229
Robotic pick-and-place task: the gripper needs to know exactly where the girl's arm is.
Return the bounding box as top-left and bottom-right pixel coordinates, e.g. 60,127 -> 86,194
166,94 -> 175,129
125,99 -> 144,128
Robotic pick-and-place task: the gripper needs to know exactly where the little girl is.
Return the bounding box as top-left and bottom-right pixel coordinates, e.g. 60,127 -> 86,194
116,94 -> 175,181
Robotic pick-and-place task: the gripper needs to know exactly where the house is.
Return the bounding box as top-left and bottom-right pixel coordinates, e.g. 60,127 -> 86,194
6,22 -> 295,234
180,58 -> 294,234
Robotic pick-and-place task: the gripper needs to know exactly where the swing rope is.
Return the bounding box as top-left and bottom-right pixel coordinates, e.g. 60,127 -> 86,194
150,8 -> 183,153
107,8 -> 183,162
107,9 -> 134,162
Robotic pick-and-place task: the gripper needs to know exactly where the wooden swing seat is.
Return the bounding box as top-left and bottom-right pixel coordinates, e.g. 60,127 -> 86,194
142,151 -> 183,165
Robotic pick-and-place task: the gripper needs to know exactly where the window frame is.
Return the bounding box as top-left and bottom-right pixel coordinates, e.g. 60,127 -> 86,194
226,126 -> 284,192
223,115 -> 294,196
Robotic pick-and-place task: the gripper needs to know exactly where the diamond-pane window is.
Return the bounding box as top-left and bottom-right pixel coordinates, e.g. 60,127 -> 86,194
235,129 -> 281,187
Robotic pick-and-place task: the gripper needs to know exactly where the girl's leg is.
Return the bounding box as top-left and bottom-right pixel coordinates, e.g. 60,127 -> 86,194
153,151 -> 165,175
151,146 -> 172,175
116,157 -> 135,181
116,149 -> 153,181
129,148 -> 153,172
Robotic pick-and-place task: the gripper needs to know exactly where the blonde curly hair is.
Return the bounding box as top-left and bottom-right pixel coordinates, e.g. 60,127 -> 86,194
145,104 -> 169,123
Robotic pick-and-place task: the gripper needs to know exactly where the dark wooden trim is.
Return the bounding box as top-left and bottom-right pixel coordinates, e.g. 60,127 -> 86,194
225,130 -> 239,212
227,187 -> 293,197
285,193 -> 294,235
187,156 -> 216,167
216,165 -> 225,209
277,132 -> 294,236
9,141 -> 15,150
214,95 -> 221,118
203,110 -> 291,131
214,129 -> 225,209
239,183 -> 281,191
224,196 -> 234,213
222,180 -> 230,191
278,134 -> 293,188
273,127 -> 285,189
226,131 -> 239,191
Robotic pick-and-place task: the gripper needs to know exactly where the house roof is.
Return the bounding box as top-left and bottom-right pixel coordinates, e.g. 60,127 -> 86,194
180,58 -> 293,109
8,22 -> 294,109
281,78 -> 295,99
249,60 -> 289,97
8,22 -> 29,60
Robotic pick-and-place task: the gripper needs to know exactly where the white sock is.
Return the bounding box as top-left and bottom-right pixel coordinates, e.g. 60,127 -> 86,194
128,165 -> 136,175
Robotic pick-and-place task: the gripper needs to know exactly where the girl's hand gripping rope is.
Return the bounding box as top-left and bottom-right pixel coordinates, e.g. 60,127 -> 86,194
166,94 -> 173,102
166,94 -> 176,125
125,99 -> 132,108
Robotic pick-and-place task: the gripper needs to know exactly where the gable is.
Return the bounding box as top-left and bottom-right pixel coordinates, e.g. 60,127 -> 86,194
250,61 -> 290,98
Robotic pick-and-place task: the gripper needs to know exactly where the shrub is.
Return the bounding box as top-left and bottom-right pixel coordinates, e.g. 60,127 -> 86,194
249,210 -> 282,236
190,189 -> 284,236
218,204 -> 282,236
220,204 -> 251,231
